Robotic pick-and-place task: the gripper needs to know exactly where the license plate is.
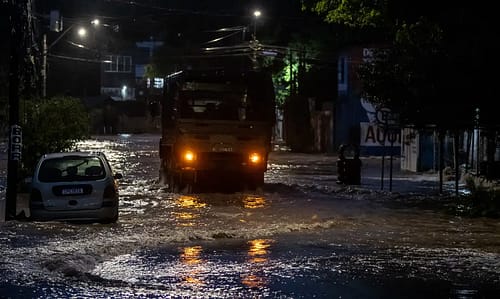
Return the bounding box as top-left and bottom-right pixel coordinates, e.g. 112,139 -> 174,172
212,146 -> 233,152
61,188 -> 84,195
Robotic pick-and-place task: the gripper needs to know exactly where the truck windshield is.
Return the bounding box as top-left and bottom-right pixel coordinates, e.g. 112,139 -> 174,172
177,80 -> 272,121
179,82 -> 245,120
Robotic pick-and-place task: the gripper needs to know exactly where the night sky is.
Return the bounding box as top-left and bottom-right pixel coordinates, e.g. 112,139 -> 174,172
1,0 -> 322,97
34,0 -> 309,44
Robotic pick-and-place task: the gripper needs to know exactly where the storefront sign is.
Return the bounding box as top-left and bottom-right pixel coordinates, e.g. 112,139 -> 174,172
360,122 -> 401,147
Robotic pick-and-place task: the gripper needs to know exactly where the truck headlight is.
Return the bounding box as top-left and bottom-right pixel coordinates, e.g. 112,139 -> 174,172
183,150 -> 196,162
249,152 -> 261,164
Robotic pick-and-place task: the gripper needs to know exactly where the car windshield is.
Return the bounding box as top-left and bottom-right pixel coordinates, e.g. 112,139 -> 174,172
38,155 -> 106,182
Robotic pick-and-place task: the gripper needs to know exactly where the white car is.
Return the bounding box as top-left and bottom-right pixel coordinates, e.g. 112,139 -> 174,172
29,152 -> 122,223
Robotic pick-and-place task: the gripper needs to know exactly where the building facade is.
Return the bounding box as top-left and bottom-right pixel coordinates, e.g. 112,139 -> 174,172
335,46 -> 401,156
100,40 -> 164,101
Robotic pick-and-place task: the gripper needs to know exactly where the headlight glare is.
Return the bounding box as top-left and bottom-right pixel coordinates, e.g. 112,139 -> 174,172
183,150 -> 196,162
249,152 -> 261,164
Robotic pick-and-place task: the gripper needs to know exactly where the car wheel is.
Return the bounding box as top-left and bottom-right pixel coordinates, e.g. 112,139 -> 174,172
100,206 -> 118,224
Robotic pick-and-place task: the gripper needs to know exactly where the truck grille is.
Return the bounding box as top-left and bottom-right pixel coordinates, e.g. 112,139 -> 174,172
197,152 -> 245,170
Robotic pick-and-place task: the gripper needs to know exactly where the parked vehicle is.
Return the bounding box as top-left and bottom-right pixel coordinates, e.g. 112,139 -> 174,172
159,68 -> 276,192
29,152 -> 122,223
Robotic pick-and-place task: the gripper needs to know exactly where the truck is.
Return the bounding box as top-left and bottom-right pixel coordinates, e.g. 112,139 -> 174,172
158,67 -> 276,192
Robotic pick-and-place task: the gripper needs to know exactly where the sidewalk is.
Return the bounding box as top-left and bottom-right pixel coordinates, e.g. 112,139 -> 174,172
359,155 -> 442,194
267,151 -> 446,195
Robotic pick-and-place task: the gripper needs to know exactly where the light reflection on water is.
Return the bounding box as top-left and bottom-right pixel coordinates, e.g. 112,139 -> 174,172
177,195 -> 207,209
173,195 -> 207,227
243,196 -> 266,209
242,239 -> 273,288
180,246 -> 205,285
247,239 -> 272,264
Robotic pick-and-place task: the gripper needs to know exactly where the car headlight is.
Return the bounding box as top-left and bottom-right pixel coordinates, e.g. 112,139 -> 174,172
248,152 -> 262,164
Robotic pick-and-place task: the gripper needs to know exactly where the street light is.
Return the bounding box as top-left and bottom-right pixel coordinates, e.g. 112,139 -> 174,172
42,23 -> 91,97
77,27 -> 87,38
253,10 -> 261,41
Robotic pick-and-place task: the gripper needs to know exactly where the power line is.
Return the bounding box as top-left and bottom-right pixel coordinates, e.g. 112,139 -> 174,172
48,53 -> 110,64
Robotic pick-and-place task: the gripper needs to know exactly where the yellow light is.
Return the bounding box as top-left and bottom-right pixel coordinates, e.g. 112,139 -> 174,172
183,150 -> 195,162
249,152 -> 261,164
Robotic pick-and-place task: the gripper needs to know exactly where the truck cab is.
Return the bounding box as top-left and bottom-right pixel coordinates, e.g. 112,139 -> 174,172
159,68 -> 275,192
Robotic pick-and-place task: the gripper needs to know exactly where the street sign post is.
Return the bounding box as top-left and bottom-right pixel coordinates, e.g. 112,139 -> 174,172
375,107 -> 400,191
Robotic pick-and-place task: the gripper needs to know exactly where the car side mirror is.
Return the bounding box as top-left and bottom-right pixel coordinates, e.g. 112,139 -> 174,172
114,173 -> 123,180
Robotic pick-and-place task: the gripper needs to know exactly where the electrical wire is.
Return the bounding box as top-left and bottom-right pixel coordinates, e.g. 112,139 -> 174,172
48,53 -> 109,64
204,30 -> 245,45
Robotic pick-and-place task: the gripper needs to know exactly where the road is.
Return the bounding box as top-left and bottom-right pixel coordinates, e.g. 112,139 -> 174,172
1,134 -> 499,298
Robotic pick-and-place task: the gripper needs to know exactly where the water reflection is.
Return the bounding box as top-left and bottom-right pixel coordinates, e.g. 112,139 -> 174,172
242,239 -> 273,288
241,274 -> 266,289
180,245 -> 205,285
181,246 -> 203,265
176,195 -> 207,209
248,239 -> 271,263
243,196 -> 267,209
173,195 -> 207,227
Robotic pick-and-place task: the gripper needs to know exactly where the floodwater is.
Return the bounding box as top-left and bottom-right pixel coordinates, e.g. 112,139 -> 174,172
1,134 -> 499,298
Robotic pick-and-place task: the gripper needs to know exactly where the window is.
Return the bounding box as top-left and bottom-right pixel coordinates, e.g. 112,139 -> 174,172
104,55 -> 132,73
153,78 -> 164,89
39,156 -> 105,182
146,78 -> 165,89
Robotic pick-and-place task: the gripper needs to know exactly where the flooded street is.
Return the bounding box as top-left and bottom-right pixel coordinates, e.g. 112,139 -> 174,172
1,134 -> 500,298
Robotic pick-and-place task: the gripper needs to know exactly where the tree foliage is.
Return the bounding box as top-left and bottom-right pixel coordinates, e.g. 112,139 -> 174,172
21,96 -> 90,172
306,1 -> 500,131
302,0 -> 387,28
357,18 -> 449,127
270,41 -> 319,106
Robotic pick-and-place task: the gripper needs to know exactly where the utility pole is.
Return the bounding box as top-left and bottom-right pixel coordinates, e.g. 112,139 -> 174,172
5,0 -> 24,221
42,34 -> 47,97
42,11 -> 67,98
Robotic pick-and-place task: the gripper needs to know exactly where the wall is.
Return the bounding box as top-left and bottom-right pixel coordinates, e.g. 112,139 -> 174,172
335,46 -> 401,156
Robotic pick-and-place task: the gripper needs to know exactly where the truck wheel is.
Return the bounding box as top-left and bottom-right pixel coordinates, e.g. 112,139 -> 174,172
159,158 -> 170,185
168,174 -> 178,193
177,175 -> 193,193
168,173 -> 191,193
159,169 -> 168,185
246,173 -> 264,191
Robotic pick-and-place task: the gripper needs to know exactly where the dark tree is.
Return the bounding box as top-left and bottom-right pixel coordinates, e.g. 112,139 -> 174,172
304,0 -> 500,131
